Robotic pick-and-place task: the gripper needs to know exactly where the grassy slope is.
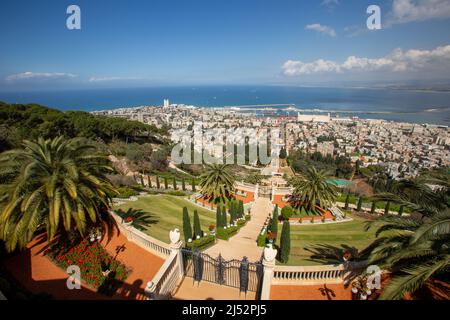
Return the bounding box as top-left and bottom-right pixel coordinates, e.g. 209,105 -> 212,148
277,214 -> 379,266
114,195 -> 216,243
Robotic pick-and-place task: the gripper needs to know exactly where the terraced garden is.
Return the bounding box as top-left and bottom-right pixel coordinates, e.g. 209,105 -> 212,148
277,213 -> 380,266
113,195 -> 216,243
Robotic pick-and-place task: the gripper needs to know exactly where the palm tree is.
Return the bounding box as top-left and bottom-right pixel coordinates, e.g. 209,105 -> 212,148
365,210 -> 450,300
199,164 -> 235,204
292,167 -> 338,213
364,175 -> 450,300
0,137 -> 118,252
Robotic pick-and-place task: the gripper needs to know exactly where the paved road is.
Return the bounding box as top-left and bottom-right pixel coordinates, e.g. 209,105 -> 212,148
204,198 -> 272,262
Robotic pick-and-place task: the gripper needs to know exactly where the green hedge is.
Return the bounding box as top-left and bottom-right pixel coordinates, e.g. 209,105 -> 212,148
216,226 -> 239,241
257,231 -> 268,247
186,235 -> 216,251
337,193 -> 411,213
116,187 -> 139,199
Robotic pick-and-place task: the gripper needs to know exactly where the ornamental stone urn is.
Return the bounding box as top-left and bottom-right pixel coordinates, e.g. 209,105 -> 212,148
263,244 -> 277,263
169,229 -> 181,244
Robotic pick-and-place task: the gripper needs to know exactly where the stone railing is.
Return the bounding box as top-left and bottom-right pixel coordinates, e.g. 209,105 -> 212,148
145,250 -> 181,300
111,211 -> 171,259
235,182 -> 257,192
145,229 -> 185,300
272,187 -> 294,195
272,264 -> 346,285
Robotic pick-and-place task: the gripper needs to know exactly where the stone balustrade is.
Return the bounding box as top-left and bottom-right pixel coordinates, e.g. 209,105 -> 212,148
145,250 -> 180,300
110,211 -> 171,258
272,264 -> 346,285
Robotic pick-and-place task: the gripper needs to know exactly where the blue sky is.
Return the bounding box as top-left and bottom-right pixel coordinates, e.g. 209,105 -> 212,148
1,0 -> 450,91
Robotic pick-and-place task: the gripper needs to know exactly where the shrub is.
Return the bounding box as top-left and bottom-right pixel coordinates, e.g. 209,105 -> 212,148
281,205 -> 294,221
182,207 -> 192,242
186,235 -> 215,251
279,221 -> 291,263
257,232 -> 267,247
167,190 -> 186,196
216,226 -> 239,241
164,177 -> 168,190
116,187 -> 139,199
156,176 -> 161,189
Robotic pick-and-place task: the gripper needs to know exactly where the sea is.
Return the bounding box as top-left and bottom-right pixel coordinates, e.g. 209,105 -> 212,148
1,85 -> 449,126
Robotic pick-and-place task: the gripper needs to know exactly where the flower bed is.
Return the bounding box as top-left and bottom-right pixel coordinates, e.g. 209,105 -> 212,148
46,239 -> 129,291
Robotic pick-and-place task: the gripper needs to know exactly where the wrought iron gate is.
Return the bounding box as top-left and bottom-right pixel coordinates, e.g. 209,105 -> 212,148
181,249 -> 263,294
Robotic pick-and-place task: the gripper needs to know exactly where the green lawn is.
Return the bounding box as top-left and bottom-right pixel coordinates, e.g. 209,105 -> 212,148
276,214 -> 379,266
113,195 -> 216,243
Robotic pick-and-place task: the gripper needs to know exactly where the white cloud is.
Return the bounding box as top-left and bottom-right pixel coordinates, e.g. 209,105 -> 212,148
282,44 -> 450,76
283,59 -> 341,76
88,76 -> 140,82
305,23 -> 337,37
389,0 -> 450,24
5,72 -> 76,82
321,0 -> 339,8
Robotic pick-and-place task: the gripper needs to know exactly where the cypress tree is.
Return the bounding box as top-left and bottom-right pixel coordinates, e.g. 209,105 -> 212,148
270,205 -> 279,235
148,175 -> 152,188
182,178 -> 186,191
280,221 -> 291,263
344,194 -> 350,210
192,179 -> 196,192
384,201 -> 391,215
357,197 -> 363,211
222,205 -> 228,227
371,201 -> 376,214
182,207 -> 192,242
239,200 -> 244,218
173,177 -> 177,190
398,205 -> 404,216
229,201 -> 235,225
164,177 -> 168,190
193,210 -> 202,239
216,206 -> 222,228
156,176 -> 160,189
140,175 -> 144,186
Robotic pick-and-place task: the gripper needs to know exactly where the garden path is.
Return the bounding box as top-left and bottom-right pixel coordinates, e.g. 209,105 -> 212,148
204,197 -> 272,262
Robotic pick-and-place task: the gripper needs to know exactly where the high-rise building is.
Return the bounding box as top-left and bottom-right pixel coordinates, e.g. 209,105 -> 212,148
163,99 -> 170,108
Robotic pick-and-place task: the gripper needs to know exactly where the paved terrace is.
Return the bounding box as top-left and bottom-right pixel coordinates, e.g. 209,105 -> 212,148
204,197 -> 272,262
2,229 -> 164,300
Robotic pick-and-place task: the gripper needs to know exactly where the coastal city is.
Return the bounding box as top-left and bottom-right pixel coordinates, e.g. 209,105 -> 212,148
93,100 -> 450,179
1,0 -> 450,309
